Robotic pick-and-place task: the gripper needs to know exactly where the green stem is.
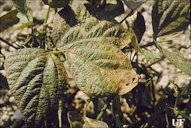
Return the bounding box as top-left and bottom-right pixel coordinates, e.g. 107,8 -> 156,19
43,6 -> 51,27
52,48 -> 67,56
41,6 -> 51,49
165,114 -> 169,128
146,57 -> 165,67
96,103 -> 107,120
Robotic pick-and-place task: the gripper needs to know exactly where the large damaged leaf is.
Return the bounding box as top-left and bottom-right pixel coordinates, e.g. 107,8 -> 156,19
52,2 -> 139,96
52,2 -> 134,49
152,0 -> 190,41
4,48 -> 67,126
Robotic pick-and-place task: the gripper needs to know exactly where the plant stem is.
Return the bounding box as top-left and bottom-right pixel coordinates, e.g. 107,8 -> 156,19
146,57 -> 164,67
83,100 -> 90,118
58,98 -> 62,128
165,114 -> 169,128
41,6 -> 51,49
96,103 -> 107,120
0,37 -> 18,49
112,94 -> 123,128
43,6 -> 51,27
140,42 -> 155,48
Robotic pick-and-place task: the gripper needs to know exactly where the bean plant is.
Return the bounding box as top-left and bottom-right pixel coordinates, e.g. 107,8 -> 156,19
0,0 -> 190,128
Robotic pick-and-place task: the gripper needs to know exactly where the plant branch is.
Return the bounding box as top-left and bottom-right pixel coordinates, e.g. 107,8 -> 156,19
96,103 -> 107,120
41,6 -> 51,49
0,37 -> 18,49
112,94 -> 124,128
43,6 -> 51,27
146,57 -> 165,67
140,42 -> 155,48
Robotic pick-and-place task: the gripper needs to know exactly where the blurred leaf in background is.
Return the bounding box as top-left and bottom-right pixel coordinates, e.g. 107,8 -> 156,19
12,0 -> 33,23
152,0 -> 190,41
132,12 -> 146,43
122,0 -> 148,10
0,9 -> 19,32
42,0 -> 69,8
157,44 -> 191,76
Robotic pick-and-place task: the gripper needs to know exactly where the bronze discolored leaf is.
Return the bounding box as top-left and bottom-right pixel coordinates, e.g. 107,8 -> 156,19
52,2 -> 139,96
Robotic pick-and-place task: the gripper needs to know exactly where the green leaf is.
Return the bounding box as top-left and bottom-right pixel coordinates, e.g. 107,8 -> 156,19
142,48 -> 161,64
53,2 -> 139,96
157,45 -> 191,76
4,48 -> 67,126
16,12 -> 28,23
0,10 -> 19,32
12,0 -> 33,22
52,3 -> 134,49
77,0 -> 124,21
124,20 -> 142,53
123,0 -> 148,10
131,34 -> 142,53
152,0 -> 190,40
132,12 -> 146,42
83,117 -> 109,128
12,0 -> 28,14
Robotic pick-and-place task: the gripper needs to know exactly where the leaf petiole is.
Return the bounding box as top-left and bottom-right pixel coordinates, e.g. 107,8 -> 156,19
52,48 -> 67,56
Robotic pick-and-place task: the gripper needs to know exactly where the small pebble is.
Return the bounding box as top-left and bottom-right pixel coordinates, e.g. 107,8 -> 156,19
12,105 -> 17,111
14,110 -> 23,119
0,99 -> 5,105
2,107 -> 6,111
7,107 -> 12,112
9,96 -> 15,103
1,114 -> 9,120
8,111 -> 14,116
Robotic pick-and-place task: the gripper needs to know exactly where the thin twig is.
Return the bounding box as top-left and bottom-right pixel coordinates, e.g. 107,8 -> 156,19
96,103 -> 107,120
140,42 -> 155,48
0,37 -> 18,49
41,6 -> 51,49
43,6 -> 51,27
58,97 -> 63,128
146,57 -> 165,67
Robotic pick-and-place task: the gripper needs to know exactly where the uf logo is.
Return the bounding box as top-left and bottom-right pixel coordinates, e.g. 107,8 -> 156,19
172,118 -> 185,127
